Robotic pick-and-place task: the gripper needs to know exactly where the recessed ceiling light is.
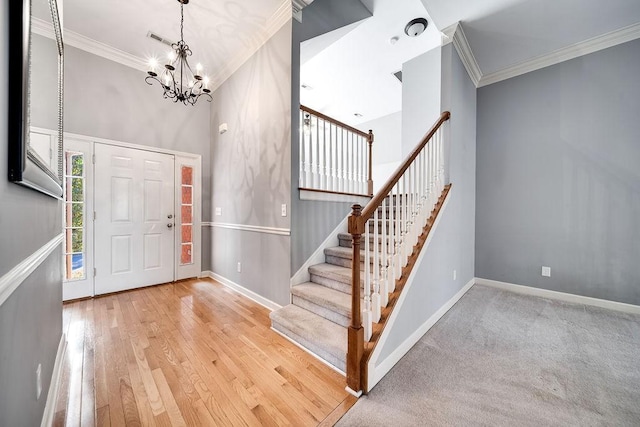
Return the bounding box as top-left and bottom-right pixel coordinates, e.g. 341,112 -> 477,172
389,36 -> 400,45
404,18 -> 428,37
354,113 -> 363,118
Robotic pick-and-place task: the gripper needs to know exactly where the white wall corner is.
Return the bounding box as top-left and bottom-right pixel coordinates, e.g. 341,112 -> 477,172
451,23 -> 482,87
204,271 -> 282,312
290,213 -> 349,286
41,334 -> 67,427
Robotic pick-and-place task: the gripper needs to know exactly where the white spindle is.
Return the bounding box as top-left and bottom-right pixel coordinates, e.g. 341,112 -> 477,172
299,110 -> 304,188
372,205 -> 381,322
363,218 -> 372,341
381,197 -> 389,307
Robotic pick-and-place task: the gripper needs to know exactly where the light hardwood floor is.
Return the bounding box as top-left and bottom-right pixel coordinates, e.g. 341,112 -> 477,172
54,278 -> 356,426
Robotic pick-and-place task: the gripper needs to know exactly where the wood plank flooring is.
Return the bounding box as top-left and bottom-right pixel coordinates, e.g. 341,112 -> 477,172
54,278 -> 356,426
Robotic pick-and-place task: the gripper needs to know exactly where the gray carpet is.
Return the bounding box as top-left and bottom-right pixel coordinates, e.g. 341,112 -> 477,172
337,285 -> 640,426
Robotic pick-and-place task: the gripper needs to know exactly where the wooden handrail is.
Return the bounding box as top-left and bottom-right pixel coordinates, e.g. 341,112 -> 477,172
346,111 -> 451,394
358,111 -> 450,224
300,104 -> 370,138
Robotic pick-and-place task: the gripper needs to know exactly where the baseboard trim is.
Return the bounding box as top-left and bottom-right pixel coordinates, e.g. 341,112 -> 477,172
41,334 -> 67,427
0,233 -> 63,307
369,277 -> 474,389
475,278 -> 640,314
270,327 -> 346,376
203,271 -> 282,312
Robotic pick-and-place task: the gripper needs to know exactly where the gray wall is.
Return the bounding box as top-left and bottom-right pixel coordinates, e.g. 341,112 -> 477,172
357,111 -> 402,192
64,45 -> 212,268
209,23 -> 293,306
476,39 -> 640,305
377,44 -> 477,363
290,0 -> 372,274
0,3 -> 63,424
401,47 -> 441,156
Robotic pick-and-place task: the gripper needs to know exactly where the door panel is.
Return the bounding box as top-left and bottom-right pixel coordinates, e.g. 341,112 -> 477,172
94,144 -> 174,295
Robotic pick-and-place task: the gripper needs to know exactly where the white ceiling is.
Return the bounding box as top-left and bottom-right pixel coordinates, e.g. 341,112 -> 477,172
423,0 -> 640,75
52,0 -> 640,122
61,0 -> 287,86
300,0 -> 441,126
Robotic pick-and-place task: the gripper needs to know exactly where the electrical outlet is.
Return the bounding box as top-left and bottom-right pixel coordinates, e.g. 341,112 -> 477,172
36,363 -> 42,400
215,207 -> 222,216
237,262 -> 242,273
281,204 -> 287,217
542,266 -> 551,277
453,270 -> 457,281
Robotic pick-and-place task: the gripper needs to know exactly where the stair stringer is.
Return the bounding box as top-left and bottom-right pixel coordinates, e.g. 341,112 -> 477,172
366,189 -> 453,391
290,213 -> 349,287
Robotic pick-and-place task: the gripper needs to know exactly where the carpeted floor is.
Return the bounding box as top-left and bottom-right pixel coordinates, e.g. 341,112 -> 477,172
337,285 -> 640,426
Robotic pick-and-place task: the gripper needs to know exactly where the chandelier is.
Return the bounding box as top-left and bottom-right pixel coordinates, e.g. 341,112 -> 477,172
145,0 -> 212,106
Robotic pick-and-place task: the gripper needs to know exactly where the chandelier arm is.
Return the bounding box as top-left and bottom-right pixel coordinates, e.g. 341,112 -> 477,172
146,0 -> 210,106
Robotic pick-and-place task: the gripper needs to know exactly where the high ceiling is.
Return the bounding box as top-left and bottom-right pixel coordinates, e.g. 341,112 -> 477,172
300,0 -> 440,126
56,0 -> 640,123
423,0 -> 640,75
61,0 -> 288,88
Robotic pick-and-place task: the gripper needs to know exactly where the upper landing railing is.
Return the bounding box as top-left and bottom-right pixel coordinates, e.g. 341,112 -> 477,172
299,105 -> 373,197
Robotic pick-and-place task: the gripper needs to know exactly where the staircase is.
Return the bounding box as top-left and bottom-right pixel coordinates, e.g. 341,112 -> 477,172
270,227 -> 374,372
273,111 -> 452,392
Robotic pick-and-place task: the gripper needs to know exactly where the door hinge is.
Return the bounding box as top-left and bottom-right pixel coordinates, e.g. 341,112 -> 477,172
93,268 -> 97,277
94,211 -> 96,221
92,154 -> 96,164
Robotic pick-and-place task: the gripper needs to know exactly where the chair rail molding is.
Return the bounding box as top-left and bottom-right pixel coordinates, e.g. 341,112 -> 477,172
0,233 -> 64,307
205,222 -> 291,236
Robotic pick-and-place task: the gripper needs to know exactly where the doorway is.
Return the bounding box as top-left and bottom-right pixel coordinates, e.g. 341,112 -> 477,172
62,136 -> 202,301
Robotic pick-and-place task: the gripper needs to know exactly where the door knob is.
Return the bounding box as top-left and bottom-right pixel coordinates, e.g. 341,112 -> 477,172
168,214 -> 173,219
167,223 -> 173,228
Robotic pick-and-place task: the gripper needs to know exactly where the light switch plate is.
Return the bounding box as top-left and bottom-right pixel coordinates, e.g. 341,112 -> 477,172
281,204 -> 287,217
215,207 -> 222,216
542,266 -> 551,277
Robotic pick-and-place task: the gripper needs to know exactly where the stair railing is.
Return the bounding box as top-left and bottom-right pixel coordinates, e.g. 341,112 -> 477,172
346,111 -> 451,393
299,105 -> 374,197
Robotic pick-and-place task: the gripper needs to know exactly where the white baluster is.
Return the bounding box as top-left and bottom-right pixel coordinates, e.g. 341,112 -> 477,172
298,110 -> 305,188
363,219 -> 372,341
372,206 -> 381,323
391,180 -> 402,284
381,197 -> 389,307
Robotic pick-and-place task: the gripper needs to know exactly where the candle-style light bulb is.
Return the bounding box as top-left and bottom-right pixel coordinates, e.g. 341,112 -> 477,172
148,57 -> 158,72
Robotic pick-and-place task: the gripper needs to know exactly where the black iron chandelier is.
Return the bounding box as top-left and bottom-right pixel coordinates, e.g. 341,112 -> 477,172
145,0 -> 212,106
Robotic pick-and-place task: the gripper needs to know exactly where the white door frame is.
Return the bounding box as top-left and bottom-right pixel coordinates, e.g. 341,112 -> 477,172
62,131 -> 202,299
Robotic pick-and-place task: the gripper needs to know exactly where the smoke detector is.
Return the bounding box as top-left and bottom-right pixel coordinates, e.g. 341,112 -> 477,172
404,18 -> 428,37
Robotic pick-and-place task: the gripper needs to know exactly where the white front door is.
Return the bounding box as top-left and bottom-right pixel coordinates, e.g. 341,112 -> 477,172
94,144 -> 175,295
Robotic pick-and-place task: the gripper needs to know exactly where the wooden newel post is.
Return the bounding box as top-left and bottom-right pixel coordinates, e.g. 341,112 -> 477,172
347,204 -> 365,393
367,130 -> 374,196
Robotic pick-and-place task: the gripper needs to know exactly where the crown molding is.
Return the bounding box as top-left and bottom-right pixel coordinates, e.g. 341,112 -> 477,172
208,0 -> 292,91
32,17 -> 148,72
478,21 -> 640,87
33,0 -> 294,93
440,22 -> 457,46
450,23 -> 482,87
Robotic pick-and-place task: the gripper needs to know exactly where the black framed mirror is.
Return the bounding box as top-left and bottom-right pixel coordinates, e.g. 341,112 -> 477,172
8,0 -> 64,199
